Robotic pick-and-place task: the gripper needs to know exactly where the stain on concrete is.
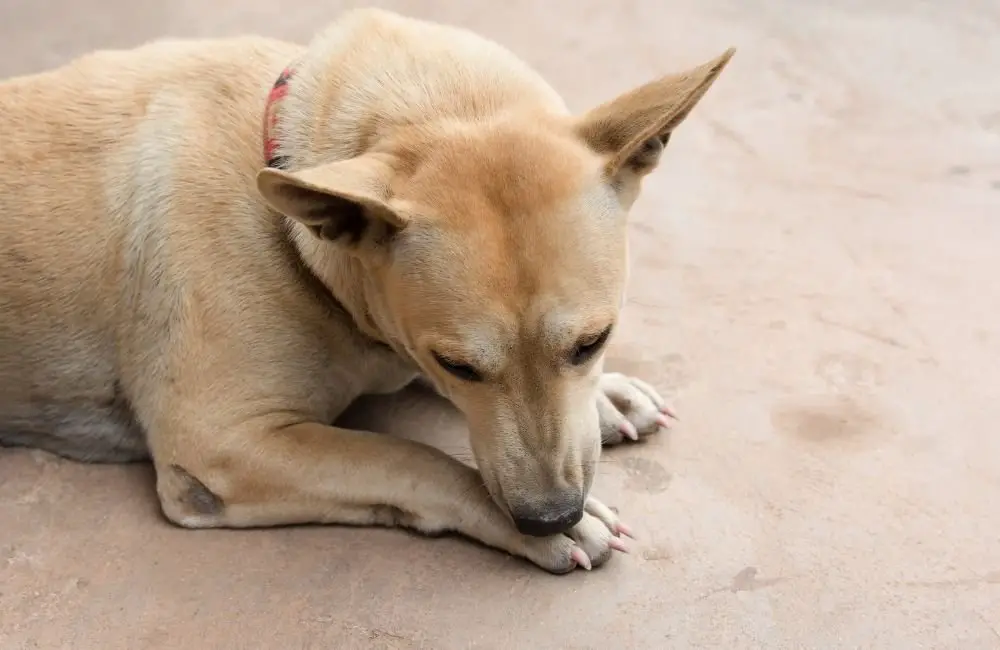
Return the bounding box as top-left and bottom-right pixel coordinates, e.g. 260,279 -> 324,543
60,577 -> 90,595
947,164 -> 971,176
982,111 -> 1000,133
730,566 -> 783,592
620,457 -> 672,493
770,394 -> 889,447
696,567 -> 786,601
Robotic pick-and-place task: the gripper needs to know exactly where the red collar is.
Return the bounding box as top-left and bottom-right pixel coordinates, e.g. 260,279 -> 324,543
262,66 -> 295,169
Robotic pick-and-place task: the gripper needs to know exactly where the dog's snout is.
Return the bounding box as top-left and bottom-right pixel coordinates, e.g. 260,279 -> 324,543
511,496 -> 585,537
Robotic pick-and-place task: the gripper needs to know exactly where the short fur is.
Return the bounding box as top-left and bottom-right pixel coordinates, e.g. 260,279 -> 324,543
0,9 -> 733,573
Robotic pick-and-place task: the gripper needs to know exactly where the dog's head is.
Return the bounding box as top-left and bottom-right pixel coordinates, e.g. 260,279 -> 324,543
258,49 -> 733,536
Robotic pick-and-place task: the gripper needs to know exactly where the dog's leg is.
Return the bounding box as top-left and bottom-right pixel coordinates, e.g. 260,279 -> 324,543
597,373 -> 677,445
155,422 -> 626,573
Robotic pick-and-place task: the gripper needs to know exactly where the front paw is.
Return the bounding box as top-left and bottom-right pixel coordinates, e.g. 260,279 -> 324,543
520,497 -> 633,574
598,372 -> 677,446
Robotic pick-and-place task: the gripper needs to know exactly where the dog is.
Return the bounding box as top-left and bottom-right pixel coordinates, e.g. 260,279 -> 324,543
0,8 -> 733,573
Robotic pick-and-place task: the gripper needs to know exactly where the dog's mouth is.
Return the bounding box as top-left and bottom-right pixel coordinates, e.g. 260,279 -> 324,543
477,460 -> 590,537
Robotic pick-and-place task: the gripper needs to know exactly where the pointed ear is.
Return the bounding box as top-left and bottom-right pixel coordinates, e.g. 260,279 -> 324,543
256,155 -> 407,249
576,48 -> 735,182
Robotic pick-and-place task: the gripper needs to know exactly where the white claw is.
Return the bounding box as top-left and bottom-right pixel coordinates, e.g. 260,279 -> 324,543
570,546 -> 592,571
608,536 -> 629,553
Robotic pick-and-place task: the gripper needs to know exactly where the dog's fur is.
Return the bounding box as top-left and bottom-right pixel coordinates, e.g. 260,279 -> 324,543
0,9 -> 732,572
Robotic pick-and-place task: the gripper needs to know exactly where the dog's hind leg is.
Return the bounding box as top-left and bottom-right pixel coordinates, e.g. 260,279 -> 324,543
153,422 -> 624,573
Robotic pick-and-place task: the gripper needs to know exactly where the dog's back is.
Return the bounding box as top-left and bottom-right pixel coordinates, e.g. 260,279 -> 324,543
0,36 -> 299,460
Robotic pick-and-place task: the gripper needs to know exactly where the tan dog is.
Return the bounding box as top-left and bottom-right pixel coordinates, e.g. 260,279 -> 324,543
0,9 -> 732,573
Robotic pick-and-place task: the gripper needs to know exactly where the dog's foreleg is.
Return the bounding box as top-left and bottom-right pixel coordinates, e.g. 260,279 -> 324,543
154,423 -> 622,573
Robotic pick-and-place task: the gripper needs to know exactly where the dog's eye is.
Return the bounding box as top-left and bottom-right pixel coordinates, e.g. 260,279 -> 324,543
570,326 -> 612,366
432,351 -> 483,382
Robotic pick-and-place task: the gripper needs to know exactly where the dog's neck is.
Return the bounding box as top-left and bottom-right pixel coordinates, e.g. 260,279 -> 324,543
263,65 -> 412,360
286,223 -> 407,352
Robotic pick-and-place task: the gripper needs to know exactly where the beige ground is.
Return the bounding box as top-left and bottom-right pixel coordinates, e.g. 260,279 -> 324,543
2,0 -> 999,648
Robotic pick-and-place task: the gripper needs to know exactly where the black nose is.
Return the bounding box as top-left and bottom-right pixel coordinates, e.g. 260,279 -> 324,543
512,500 -> 585,537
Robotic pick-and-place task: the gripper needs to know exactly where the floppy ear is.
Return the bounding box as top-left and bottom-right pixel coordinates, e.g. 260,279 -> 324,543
256,154 -> 407,249
576,48 -> 735,185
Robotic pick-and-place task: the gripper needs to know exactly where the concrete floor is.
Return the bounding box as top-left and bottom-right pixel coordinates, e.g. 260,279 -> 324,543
2,0 -> 1000,648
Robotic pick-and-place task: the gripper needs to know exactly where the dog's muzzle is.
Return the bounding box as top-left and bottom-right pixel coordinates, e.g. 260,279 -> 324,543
511,495 -> 585,537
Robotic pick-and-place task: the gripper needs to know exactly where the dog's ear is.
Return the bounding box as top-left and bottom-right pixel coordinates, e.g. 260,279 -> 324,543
576,48 -> 735,187
256,155 -> 407,249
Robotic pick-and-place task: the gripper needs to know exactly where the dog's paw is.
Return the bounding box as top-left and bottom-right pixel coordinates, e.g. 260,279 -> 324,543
597,372 -> 677,446
520,497 -> 633,574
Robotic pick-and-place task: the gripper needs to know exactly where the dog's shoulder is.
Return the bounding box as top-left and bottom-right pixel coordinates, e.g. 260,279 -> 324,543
0,33 -> 308,344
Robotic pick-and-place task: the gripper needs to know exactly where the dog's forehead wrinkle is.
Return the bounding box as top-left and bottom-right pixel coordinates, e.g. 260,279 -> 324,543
533,300 -> 619,346
401,123 -> 603,222
393,140 -> 623,281
394,215 -> 624,350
